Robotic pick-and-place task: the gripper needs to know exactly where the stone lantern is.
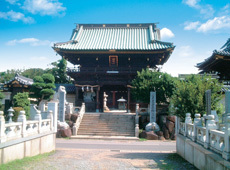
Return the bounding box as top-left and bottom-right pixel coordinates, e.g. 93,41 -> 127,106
117,97 -> 127,110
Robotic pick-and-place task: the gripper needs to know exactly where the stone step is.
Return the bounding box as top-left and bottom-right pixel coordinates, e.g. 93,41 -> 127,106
77,113 -> 135,137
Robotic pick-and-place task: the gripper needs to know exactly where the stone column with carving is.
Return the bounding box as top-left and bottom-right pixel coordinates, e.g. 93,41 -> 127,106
193,113 -> 202,141
135,103 -> 139,137
47,110 -> 54,131
204,115 -> 217,149
17,110 -> 27,137
48,101 -> 58,132
184,113 -> 192,137
35,110 -> 42,134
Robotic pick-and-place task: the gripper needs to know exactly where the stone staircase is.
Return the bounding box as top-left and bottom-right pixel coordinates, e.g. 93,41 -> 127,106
77,113 -> 135,136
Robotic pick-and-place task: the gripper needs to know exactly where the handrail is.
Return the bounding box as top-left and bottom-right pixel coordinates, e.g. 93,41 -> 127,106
73,103 -> 85,135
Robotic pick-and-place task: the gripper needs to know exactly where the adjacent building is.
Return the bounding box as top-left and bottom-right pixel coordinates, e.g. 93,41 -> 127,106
197,38 -> 230,83
53,23 -> 175,112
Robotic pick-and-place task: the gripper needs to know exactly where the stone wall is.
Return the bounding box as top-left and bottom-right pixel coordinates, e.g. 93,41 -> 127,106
177,133 -> 230,170
0,132 -> 55,164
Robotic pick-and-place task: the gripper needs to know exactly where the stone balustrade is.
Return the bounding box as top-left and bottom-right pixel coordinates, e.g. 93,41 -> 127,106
177,112 -> 230,160
73,103 -> 85,135
0,108 -> 54,144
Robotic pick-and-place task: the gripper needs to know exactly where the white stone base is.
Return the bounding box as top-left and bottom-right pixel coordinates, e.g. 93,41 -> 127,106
177,134 -> 230,170
0,132 -> 56,164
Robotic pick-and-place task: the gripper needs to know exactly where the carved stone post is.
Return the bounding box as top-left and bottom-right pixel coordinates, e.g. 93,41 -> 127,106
223,113 -> 230,160
35,110 -> 42,133
0,111 -> 6,143
185,113 -> 192,137
48,102 -> 58,132
7,107 -> 14,123
17,110 -> 27,137
135,103 -> 139,137
47,110 -> 54,131
204,115 -> 217,149
193,113 -> 202,142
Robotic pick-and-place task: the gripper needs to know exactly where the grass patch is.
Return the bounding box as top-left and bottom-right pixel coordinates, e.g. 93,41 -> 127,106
139,138 -> 147,141
0,151 -> 55,170
156,153 -> 198,170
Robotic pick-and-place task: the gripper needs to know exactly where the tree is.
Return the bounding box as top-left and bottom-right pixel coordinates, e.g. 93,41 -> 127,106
48,58 -> 71,84
131,69 -> 176,104
0,69 -> 22,83
21,68 -> 45,79
13,92 -> 30,118
30,73 -> 55,104
171,74 -> 223,120
0,91 -> 4,110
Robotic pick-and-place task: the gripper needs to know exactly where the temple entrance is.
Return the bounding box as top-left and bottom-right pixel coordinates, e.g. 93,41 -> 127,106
100,85 -> 127,111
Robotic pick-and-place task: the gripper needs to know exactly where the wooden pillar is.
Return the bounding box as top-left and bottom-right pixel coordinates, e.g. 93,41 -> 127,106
112,91 -> 116,108
75,86 -> 79,106
96,86 -> 100,112
127,87 -> 130,113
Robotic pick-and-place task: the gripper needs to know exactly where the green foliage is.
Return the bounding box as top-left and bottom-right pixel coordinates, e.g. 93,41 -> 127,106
12,107 -> 24,121
48,58 -> 71,84
13,92 -> 30,118
131,69 -> 176,104
21,68 -> 45,79
0,151 -> 54,170
0,91 -> 4,110
171,74 -> 223,120
0,69 -> 22,83
30,73 -> 55,104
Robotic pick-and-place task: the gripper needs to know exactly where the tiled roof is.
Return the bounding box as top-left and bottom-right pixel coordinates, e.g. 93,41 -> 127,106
5,73 -> 33,86
53,23 -> 174,51
197,38 -> 230,69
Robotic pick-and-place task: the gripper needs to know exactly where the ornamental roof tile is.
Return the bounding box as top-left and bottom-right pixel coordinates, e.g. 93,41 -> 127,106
5,73 -> 33,86
53,23 -> 174,51
197,38 -> 230,69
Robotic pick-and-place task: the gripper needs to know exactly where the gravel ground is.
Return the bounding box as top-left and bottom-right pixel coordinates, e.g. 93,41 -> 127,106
22,148 -> 197,170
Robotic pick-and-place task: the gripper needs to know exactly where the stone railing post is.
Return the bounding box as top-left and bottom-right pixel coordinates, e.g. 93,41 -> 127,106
17,110 -> 27,137
193,113 -> 202,142
184,113 -> 192,137
7,107 -> 14,123
204,115 -> 217,149
175,116 -> 180,135
135,103 -> 139,137
34,110 -> 42,133
48,102 -> 58,132
47,110 -> 54,131
0,111 -> 6,143
223,113 -> 230,160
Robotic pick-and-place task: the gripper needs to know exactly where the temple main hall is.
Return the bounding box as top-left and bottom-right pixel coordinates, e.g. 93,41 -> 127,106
53,23 -> 175,112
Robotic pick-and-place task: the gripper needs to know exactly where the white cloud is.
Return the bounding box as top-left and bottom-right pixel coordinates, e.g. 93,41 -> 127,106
6,38 -> 52,46
177,45 -> 194,57
219,4 -> 230,16
200,4 -> 214,19
0,10 -> 34,23
197,16 -> 230,33
182,0 -> 214,19
182,0 -> 200,8
22,0 -> 66,16
160,28 -> 175,40
184,21 -> 200,30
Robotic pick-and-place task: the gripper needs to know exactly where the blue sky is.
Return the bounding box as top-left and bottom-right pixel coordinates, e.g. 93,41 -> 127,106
1,0 -> 230,76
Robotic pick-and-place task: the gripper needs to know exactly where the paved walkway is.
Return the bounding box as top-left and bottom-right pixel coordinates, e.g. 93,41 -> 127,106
22,139 -> 197,170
